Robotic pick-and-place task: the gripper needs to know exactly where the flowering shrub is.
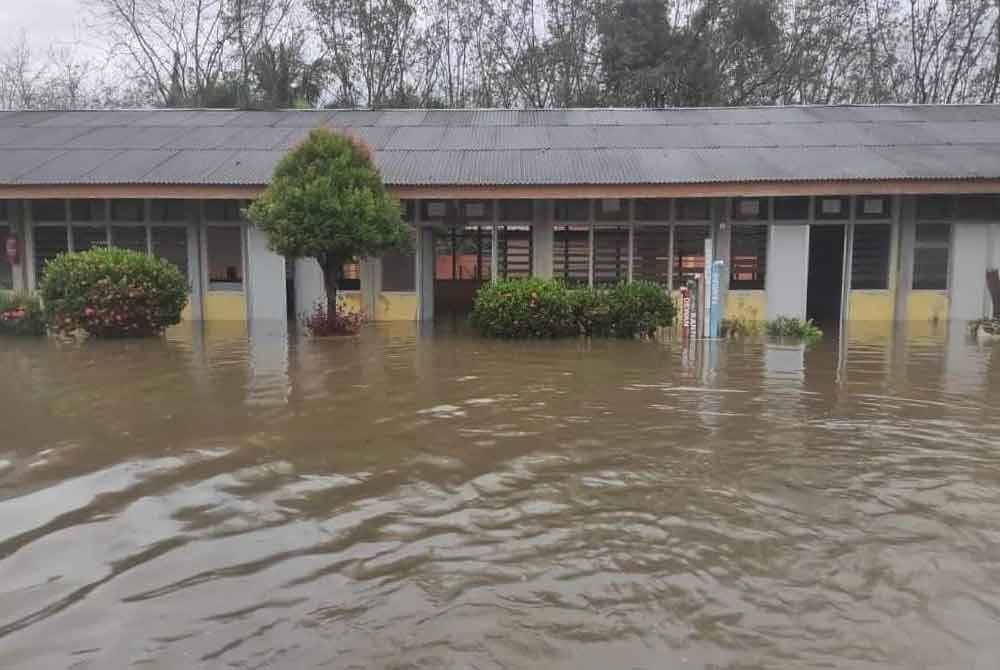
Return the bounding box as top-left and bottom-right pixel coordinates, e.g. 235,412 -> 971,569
302,300 -> 365,336
39,247 -> 188,338
0,292 -> 46,336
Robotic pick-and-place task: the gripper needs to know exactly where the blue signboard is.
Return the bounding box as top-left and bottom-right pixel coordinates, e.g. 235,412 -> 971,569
707,259 -> 724,339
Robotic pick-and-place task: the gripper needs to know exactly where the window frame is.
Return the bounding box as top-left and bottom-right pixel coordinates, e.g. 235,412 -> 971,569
728,222 -> 768,290
912,217 -> 953,291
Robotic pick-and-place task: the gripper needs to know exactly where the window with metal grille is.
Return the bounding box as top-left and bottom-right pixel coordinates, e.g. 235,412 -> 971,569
774,197 -> 809,220
435,226 -> 491,280
731,198 -> 769,221
553,199 -> 590,222
729,225 -> 767,290
32,200 -> 66,222
71,199 -> 105,222
0,224 -> 11,290
553,225 -> 589,286
673,225 -> 709,286
913,223 -> 951,290
497,226 -> 532,278
110,199 -> 143,221
382,251 -> 415,291
204,200 -> 244,221
815,196 -> 849,220
150,199 -> 187,222
956,195 -> 998,220
111,226 -> 149,253
34,226 -> 69,279
595,198 -> 628,222
675,198 -> 710,221
593,226 -> 629,286
916,195 -> 954,221
856,196 -> 891,220
634,199 -> 670,222
632,225 -> 671,287
851,224 -> 891,290
152,227 -> 189,281
206,226 -> 243,289
499,200 -> 533,222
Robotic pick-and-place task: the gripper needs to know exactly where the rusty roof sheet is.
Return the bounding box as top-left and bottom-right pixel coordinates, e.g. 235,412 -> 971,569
3,105 -> 1000,187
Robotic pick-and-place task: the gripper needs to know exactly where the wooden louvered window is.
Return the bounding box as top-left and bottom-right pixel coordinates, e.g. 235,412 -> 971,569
111,226 -> 148,253
152,227 -> 189,281
553,225 -> 589,286
593,226 -> 629,286
851,224 -> 891,290
632,225 -> 671,287
33,225 -> 69,279
730,224 -> 767,290
0,208 -> 11,289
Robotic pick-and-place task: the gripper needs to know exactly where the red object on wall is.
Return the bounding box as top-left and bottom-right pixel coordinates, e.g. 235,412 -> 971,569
5,235 -> 17,264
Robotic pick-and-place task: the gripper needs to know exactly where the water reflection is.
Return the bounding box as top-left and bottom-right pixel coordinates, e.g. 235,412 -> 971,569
0,321 -> 999,669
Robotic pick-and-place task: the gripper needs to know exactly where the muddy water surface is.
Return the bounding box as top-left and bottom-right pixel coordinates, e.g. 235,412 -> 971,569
1,321 -> 999,669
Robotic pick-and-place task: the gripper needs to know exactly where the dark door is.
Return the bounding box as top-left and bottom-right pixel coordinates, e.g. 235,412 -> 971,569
807,225 -> 845,323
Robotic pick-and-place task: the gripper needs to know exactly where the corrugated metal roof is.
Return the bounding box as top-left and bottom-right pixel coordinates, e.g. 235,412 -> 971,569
4,105 -> 1000,187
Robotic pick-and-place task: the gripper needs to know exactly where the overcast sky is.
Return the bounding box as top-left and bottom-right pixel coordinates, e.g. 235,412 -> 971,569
6,0 -> 96,55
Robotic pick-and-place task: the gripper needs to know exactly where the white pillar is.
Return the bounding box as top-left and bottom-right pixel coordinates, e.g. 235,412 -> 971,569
894,196 -> 917,322
245,225 -> 286,321
416,227 -> 435,320
531,199 -> 553,278
950,222 -> 991,320
295,257 -> 325,317
766,223 -> 810,320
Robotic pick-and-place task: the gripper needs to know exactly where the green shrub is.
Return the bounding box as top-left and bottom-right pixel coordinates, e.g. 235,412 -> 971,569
0,291 -> 46,336
568,287 -> 613,337
766,316 -> 823,341
605,281 -> 675,338
471,278 -> 577,338
40,247 -> 188,338
471,278 -> 674,339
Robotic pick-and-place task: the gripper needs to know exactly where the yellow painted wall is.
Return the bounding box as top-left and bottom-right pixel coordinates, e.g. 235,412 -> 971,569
338,291 -> 363,315
848,291 -> 894,321
724,290 -> 766,322
180,302 -> 194,321
203,292 -> 247,321
906,291 -> 949,323
374,291 -> 418,321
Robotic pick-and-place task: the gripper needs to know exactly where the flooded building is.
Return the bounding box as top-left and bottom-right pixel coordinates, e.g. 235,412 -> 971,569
1,106 -> 999,325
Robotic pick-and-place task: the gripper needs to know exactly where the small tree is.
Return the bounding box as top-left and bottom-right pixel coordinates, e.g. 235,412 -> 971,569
246,128 -> 409,317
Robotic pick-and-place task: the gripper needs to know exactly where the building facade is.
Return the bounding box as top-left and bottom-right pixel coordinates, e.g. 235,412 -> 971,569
2,107 -> 1000,326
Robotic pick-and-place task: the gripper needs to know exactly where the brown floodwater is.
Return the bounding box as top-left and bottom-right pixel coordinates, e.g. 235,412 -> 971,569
1,320 -> 999,669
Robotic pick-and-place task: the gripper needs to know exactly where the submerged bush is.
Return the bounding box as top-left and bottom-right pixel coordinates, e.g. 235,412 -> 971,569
766,316 -> 823,341
302,300 -> 365,336
472,278 -> 674,339
40,247 -> 188,338
471,278 -> 577,338
605,281 -> 675,338
0,291 -> 46,336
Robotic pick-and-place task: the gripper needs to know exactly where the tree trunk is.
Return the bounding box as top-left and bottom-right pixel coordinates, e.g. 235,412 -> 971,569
320,256 -> 343,316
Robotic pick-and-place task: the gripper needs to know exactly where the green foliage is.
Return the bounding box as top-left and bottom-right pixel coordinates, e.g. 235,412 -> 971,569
0,292 -> 46,336
39,248 -> 188,338
472,279 -> 674,339
720,316 -> 765,338
766,316 -> 823,341
605,281 -> 676,338
246,128 -> 410,313
471,278 -> 578,339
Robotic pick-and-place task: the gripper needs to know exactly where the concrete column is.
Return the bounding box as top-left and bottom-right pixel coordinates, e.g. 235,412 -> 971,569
294,258 -> 325,316
950,222 -> 991,320
894,197 -> 917,322
765,223 -> 809,320
185,200 -> 204,320
416,227 -> 435,320
531,199 -> 553,278
245,224 -> 286,321
360,257 -> 380,317
10,200 -> 25,291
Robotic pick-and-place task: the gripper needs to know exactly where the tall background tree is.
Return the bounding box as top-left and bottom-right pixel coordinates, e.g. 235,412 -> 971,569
6,0 -> 1000,110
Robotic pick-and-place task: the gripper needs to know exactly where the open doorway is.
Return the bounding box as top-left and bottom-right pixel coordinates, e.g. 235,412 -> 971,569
807,225 -> 845,324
